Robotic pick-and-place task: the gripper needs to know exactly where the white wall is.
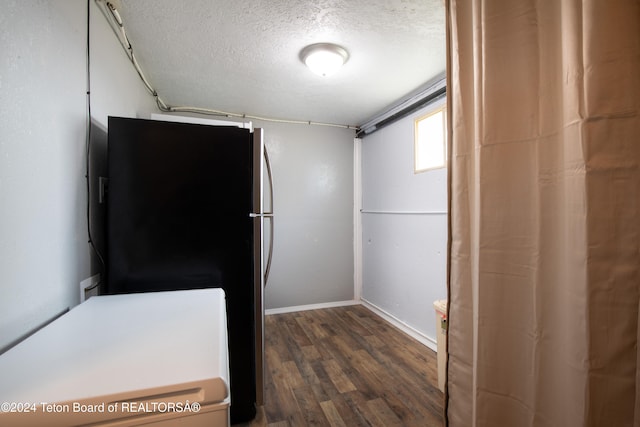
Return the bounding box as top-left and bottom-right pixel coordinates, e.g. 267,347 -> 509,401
0,0 -> 155,352
360,98 -> 448,346
256,120 -> 355,310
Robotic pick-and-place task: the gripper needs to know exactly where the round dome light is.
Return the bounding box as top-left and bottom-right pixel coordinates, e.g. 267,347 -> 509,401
300,43 -> 349,77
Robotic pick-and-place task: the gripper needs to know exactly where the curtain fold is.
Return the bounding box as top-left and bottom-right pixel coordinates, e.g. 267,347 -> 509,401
445,1 -> 640,425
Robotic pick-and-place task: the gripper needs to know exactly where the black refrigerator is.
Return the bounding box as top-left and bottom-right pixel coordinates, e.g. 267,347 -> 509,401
104,116 -> 266,424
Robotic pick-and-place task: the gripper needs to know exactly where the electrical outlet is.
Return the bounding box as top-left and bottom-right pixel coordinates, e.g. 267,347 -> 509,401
80,274 -> 101,303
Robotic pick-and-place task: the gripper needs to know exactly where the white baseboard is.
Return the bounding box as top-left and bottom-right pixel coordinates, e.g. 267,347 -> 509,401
360,298 -> 437,352
265,298 -> 438,353
265,299 -> 360,315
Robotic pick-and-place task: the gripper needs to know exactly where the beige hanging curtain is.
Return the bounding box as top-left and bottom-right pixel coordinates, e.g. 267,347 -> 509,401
445,0 -> 640,425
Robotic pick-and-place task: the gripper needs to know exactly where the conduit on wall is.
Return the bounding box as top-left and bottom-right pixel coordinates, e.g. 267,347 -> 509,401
357,74 -> 446,136
93,0 -> 358,130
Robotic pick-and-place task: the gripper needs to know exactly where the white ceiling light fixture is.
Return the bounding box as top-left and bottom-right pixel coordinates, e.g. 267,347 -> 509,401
300,43 -> 349,77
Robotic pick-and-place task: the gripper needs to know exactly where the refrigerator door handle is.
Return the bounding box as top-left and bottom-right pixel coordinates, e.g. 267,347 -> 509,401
249,212 -> 274,288
262,142 -> 274,288
264,214 -> 274,287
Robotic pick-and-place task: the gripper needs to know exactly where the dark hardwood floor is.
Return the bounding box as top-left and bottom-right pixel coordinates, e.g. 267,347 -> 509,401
235,304 -> 444,426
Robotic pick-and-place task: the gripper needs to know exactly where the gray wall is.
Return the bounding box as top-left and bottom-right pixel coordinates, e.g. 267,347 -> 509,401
257,120 -> 355,310
360,98 -> 448,344
0,0 -> 156,351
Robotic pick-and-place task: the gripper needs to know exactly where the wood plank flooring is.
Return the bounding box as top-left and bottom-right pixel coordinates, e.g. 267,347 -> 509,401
234,304 -> 444,426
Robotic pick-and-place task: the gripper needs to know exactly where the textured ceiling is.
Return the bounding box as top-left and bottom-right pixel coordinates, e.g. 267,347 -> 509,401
116,0 -> 446,127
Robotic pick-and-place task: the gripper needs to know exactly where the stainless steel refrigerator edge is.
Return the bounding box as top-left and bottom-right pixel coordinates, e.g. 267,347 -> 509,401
251,128 -> 274,406
251,128 -> 264,406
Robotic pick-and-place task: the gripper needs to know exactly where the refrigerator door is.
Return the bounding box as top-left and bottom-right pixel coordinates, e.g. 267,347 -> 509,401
106,116 -> 258,424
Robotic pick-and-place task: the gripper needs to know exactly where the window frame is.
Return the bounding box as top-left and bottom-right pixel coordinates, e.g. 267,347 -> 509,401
414,105 -> 447,173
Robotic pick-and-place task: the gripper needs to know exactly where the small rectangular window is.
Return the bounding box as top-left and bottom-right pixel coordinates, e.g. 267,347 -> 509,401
415,107 -> 447,173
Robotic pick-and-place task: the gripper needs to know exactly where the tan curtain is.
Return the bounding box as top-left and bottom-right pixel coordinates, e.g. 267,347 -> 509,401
445,0 -> 640,425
